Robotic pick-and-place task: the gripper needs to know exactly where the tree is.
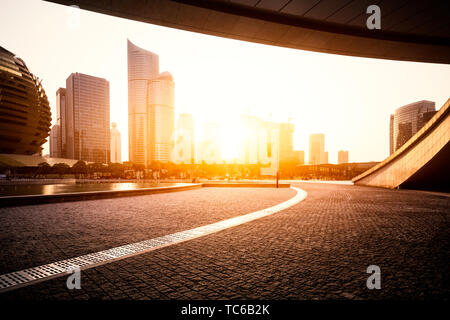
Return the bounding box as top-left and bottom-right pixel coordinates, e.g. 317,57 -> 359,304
88,162 -> 106,177
52,163 -> 70,176
36,162 -> 51,176
108,163 -> 124,178
71,160 -> 88,176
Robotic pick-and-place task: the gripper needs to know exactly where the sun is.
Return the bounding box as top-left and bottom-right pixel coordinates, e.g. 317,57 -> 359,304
220,122 -> 243,161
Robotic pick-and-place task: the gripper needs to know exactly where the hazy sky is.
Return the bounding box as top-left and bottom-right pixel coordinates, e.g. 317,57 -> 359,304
1,0 -> 449,163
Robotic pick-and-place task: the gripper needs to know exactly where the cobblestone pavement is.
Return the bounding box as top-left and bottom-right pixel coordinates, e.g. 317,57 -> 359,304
1,183 -> 449,300
0,187 -> 295,275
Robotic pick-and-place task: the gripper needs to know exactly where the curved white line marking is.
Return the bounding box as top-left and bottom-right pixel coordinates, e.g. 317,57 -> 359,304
0,187 -> 307,293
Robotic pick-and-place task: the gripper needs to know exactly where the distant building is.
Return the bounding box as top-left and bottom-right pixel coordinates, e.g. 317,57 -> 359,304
62,72 -> 110,163
148,72 -> 175,162
390,100 -> 436,154
172,113 -> 195,164
55,88 -> 68,158
293,150 -> 305,165
309,133 -> 327,164
389,114 -> 394,155
49,125 -> 60,158
338,150 -> 349,164
239,115 -> 300,169
296,162 -> 379,180
260,122 -> 280,175
128,40 -> 174,165
279,122 -> 295,163
239,115 -> 269,165
110,122 -> 121,163
198,122 -> 221,164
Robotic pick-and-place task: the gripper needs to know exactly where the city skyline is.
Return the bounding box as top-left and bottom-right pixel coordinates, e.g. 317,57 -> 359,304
0,0 -> 449,304
1,0 -> 450,164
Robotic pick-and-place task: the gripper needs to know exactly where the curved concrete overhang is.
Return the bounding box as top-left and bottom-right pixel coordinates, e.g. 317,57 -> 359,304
353,98 -> 450,190
45,0 -> 450,64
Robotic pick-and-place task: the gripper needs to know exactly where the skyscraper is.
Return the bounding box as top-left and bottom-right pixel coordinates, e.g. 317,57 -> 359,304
239,116 -> 298,166
390,100 -> 436,154
56,88 -> 68,158
65,72 -> 110,163
128,40 -> 174,166
49,125 -> 60,158
172,113 -> 195,164
239,115 -> 266,164
389,114 -> 394,155
338,150 -> 349,164
309,133 -> 326,164
110,122 -> 121,163
279,122 -> 295,163
199,122 -> 221,164
293,150 -> 305,165
148,72 -> 175,162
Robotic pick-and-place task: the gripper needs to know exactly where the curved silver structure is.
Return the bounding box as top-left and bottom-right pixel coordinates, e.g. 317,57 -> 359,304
0,46 -> 51,155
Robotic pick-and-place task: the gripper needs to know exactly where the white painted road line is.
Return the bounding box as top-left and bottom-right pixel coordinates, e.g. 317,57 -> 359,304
0,187 -> 307,293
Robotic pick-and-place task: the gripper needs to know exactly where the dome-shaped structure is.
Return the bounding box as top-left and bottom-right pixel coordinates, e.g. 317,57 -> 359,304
0,46 -> 51,155
157,71 -> 174,82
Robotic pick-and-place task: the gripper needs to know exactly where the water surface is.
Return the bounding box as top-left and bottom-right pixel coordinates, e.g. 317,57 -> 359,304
0,182 -> 183,196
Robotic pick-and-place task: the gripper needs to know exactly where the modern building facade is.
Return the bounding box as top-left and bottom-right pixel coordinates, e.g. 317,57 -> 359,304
338,150 -> 349,164
390,100 -> 436,154
279,122 -> 295,163
389,114 -> 394,155
309,134 -> 327,165
0,46 -> 51,155
198,122 -> 221,164
148,72 -> 175,162
293,150 -> 305,165
49,125 -> 60,158
55,88 -> 68,158
172,113 -> 195,164
56,73 -> 110,163
128,40 -> 174,166
239,115 -> 300,167
110,122 -> 121,163
239,115 -> 267,165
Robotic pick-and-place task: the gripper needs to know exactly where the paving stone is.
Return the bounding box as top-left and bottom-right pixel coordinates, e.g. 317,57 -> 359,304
1,183 -> 449,299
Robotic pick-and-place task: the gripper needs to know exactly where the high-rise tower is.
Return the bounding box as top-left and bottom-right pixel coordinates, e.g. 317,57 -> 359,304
110,122 -> 122,163
309,133 -> 326,164
127,40 -> 174,165
65,73 -> 110,163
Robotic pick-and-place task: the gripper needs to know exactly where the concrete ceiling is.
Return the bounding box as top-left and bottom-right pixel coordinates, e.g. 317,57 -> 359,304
46,0 -> 450,64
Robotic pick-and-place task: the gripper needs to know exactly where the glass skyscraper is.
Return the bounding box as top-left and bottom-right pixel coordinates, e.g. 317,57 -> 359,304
309,133 -> 326,164
390,100 -> 436,154
110,122 -> 121,163
64,73 -> 110,163
127,40 -> 174,165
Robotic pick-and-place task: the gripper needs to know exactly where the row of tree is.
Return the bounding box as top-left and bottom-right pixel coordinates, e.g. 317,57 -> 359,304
2,160 -> 302,179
